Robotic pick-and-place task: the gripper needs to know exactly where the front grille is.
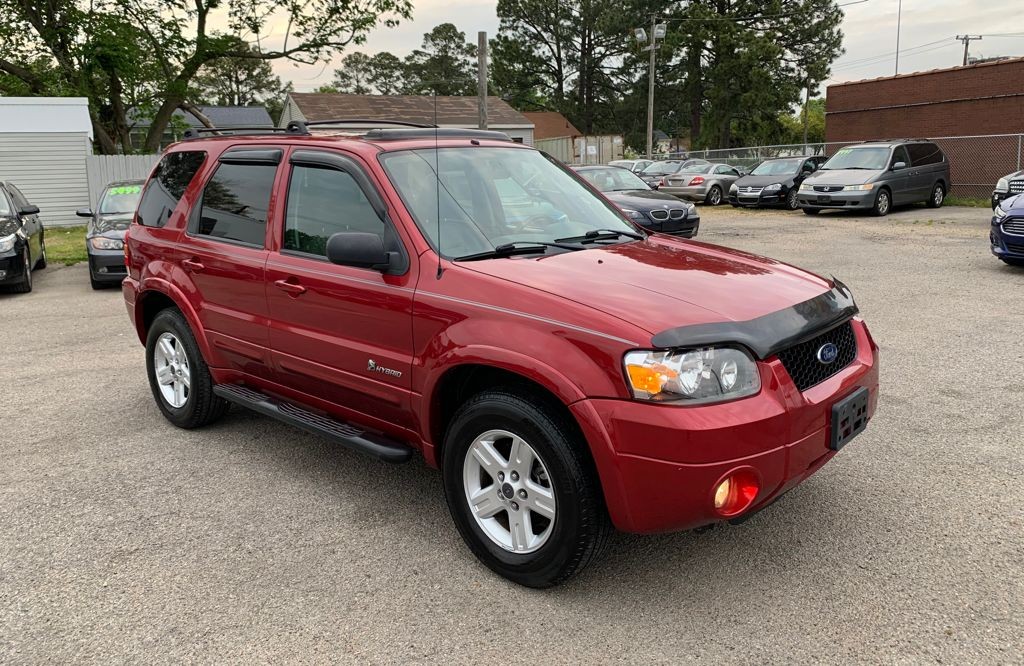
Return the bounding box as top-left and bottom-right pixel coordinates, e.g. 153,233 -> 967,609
1006,242 -> 1024,254
777,321 -> 857,392
1002,218 -> 1024,235
814,185 -> 844,193
649,209 -> 669,221
669,208 -> 685,220
739,186 -> 763,195
1009,180 -> 1024,193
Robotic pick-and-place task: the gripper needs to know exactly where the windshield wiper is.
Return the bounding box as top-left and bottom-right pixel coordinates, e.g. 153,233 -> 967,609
555,228 -> 646,244
453,241 -> 583,262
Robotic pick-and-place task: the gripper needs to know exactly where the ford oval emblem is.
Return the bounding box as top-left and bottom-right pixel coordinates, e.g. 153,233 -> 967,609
817,342 -> 839,365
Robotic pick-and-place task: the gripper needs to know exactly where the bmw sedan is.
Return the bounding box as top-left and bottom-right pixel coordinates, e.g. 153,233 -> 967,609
574,166 -> 699,237
76,180 -> 143,289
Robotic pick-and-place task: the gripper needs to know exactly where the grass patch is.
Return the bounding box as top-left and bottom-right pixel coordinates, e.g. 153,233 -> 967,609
45,225 -> 88,266
945,196 -> 990,208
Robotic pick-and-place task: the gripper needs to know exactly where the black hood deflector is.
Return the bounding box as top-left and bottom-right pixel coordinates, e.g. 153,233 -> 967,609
650,279 -> 859,358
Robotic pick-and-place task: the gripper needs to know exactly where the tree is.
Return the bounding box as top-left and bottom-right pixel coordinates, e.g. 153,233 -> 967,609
193,38 -> 285,107
0,0 -> 413,153
366,52 -> 406,95
404,23 -> 476,95
330,52 -> 373,94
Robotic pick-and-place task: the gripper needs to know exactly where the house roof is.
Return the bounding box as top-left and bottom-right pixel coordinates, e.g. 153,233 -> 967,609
288,93 -> 532,127
0,97 -> 93,138
828,55 -> 1024,87
522,111 -> 580,139
130,106 -> 273,129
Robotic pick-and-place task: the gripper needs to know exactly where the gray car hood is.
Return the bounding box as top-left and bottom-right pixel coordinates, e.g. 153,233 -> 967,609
804,169 -> 881,186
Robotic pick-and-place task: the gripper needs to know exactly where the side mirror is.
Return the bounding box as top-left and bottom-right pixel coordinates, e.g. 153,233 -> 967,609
326,231 -> 391,271
76,207 -> 93,218
20,204 -> 40,216
892,161 -> 907,170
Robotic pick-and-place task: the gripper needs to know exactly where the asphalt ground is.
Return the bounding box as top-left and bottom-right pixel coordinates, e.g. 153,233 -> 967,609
1,204 -> 1021,663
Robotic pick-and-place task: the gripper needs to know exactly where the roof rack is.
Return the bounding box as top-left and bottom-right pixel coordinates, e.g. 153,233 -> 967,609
362,128 -> 512,142
288,119 -> 437,132
179,120 -> 512,143
182,125 -> 304,140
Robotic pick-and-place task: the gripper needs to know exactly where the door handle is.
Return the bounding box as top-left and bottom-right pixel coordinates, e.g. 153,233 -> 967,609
182,258 -> 204,272
274,278 -> 306,296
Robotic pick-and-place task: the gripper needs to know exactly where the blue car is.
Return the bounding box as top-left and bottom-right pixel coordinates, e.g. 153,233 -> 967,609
991,194 -> 1024,267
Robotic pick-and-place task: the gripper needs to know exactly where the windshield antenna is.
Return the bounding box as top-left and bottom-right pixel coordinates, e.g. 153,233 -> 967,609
434,91 -> 443,279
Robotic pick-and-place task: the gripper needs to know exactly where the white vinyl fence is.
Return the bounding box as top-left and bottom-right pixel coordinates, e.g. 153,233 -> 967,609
85,154 -> 160,210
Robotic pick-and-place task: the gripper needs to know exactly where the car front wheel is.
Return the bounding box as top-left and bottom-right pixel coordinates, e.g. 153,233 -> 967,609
786,189 -> 799,210
10,249 -> 32,293
872,189 -> 892,217
443,389 -> 611,588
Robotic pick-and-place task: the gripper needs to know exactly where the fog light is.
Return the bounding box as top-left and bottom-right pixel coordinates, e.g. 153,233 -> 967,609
0,270 -> 6,279
98,266 -> 108,274
712,470 -> 760,517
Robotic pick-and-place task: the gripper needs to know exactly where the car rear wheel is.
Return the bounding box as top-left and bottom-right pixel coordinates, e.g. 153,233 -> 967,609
36,233 -> 47,269
786,189 -> 799,210
9,249 -> 32,293
705,185 -> 723,206
146,308 -> 229,429
442,389 -> 611,588
872,189 -> 891,217
927,183 -> 945,208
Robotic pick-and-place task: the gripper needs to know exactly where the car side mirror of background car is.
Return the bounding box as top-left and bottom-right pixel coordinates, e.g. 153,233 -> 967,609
76,207 -> 93,218
20,204 -> 40,215
326,231 -> 391,271
892,161 -> 907,170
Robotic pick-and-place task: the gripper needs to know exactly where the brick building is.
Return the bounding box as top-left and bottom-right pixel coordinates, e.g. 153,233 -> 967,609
825,58 -> 1024,196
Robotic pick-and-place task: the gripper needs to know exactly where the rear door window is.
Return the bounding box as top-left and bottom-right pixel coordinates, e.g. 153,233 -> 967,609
195,162 -> 277,247
136,151 -> 206,227
907,143 -> 943,166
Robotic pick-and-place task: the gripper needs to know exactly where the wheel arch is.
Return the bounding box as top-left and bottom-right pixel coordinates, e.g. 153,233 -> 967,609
134,279 -> 215,365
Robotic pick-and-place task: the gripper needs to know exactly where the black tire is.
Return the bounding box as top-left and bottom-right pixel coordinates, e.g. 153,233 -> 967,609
705,185 -> 723,206
1000,258 -> 1024,267
90,276 -> 105,290
9,249 -> 32,293
35,232 -> 47,269
145,308 -> 229,429
442,389 -> 612,588
802,207 -> 821,215
927,183 -> 945,208
786,189 -> 799,210
871,188 -> 892,217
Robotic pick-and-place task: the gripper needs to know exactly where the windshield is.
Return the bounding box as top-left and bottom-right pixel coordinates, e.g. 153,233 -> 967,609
750,158 -> 803,176
99,184 -> 143,214
380,147 -> 639,258
822,147 -> 891,171
578,167 -> 649,192
641,161 -> 681,175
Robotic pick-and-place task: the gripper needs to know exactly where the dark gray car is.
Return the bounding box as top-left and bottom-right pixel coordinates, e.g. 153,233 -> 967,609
798,140 -> 950,216
76,180 -> 143,289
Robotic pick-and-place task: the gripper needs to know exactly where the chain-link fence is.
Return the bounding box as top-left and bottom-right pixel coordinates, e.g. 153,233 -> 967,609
685,134 -> 1024,199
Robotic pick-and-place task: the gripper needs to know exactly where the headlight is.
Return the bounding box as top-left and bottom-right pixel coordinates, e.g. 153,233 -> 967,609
90,237 -> 124,250
729,184 -> 738,193
624,347 -> 760,404
995,177 -> 1009,193
845,183 -> 875,191
620,208 -> 645,221
763,183 -> 782,192
994,206 -> 1007,220
0,234 -> 15,253
799,182 -> 814,192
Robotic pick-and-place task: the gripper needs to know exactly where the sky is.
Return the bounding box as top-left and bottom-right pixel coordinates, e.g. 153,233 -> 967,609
267,0 -> 1024,93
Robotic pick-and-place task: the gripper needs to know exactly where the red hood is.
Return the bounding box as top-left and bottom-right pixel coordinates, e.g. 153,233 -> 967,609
461,237 -> 833,337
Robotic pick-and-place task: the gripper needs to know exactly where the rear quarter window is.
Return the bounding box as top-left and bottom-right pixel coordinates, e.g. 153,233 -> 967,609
136,151 -> 206,227
907,143 -> 944,166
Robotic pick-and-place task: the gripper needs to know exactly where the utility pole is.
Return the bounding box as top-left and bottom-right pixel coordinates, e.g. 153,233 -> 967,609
636,18 -> 667,159
478,31 -> 488,130
956,35 -> 982,66
894,0 -> 902,75
802,77 -> 811,149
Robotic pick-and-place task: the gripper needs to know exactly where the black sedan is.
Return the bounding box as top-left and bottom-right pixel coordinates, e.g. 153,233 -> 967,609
77,180 -> 143,289
574,166 -> 700,237
0,181 -> 46,294
728,156 -> 825,209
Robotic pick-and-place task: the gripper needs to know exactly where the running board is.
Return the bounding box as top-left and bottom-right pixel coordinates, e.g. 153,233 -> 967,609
213,384 -> 413,464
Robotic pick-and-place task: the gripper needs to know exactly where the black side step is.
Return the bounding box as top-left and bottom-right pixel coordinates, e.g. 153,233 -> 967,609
213,384 -> 413,464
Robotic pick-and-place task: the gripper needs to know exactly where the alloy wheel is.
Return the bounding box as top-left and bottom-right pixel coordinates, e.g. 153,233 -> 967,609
934,186 -> 944,206
152,331 -> 191,408
877,191 -> 890,215
462,429 -> 556,554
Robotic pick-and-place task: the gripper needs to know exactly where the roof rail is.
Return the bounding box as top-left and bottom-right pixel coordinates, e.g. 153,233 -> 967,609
362,128 -> 513,142
288,119 -> 438,133
182,125 -> 306,140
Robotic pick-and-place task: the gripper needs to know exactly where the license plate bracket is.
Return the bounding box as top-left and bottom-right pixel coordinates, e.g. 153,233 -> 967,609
817,195 -> 832,203
830,387 -> 869,451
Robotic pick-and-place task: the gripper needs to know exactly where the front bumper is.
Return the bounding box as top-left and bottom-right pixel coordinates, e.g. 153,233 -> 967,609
0,250 -> 27,284
88,248 -> 128,283
728,189 -> 789,207
798,189 -> 875,210
660,185 -> 708,202
990,218 -> 1024,260
571,317 -> 879,534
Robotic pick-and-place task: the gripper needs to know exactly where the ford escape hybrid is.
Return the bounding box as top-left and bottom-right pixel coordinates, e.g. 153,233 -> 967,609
123,122 -> 879,587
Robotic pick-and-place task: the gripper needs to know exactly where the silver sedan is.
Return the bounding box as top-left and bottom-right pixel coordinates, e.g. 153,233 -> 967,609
659,163 -> 743,205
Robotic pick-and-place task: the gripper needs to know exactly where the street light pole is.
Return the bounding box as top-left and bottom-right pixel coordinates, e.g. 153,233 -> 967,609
646,15 -> 657,159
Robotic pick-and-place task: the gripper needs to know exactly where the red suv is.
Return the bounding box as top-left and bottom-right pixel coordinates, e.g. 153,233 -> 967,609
122,123 -> 879,587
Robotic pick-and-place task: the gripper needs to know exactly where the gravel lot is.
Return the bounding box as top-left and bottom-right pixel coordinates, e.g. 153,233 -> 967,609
1,205 -> 1021,663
